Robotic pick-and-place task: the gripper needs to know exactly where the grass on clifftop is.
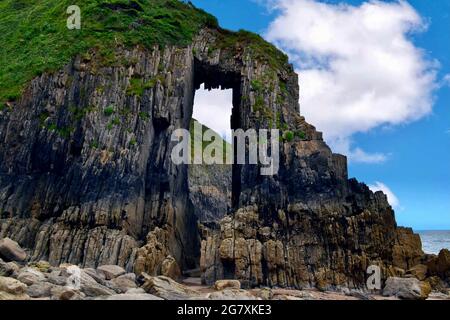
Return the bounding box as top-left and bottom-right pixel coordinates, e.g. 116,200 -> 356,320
190,119 -> 232,163
0,0 -> 290,107
0,0 -> 218,104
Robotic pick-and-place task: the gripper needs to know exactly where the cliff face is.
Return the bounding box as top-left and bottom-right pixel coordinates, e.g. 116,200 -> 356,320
0,45 -> 200,273
188,120 -> 232,223
0,2 -> 425,289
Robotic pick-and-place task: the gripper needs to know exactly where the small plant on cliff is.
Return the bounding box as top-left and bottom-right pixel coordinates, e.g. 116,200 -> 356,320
138,111 -> 150,121
295,130 -> 307,140
282,130 -> 294,142
104,105 -> 115,117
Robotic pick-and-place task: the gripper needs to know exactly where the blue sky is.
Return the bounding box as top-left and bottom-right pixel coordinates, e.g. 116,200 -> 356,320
190,0 -> 450,230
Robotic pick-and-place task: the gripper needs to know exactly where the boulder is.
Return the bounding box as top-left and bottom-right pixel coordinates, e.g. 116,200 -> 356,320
406,264 -> 428,281
17,267 -> 46,285
214,280 -> 241,291
46,270 -> 68,286
0,238 -> 27,262
110,273 -> 137,293
427,249 -> 450,280
161,255 -> 182,281
206,289 -> 258,300
79,270 -> 115,297
141,274 -> 198,300
50,286 -> 83,300
84,268 -> 106,283
0,259 -> 20,277
97,265 -> 126,280
27,282 -> 55,298
0,276 -> 29,300
426,276 -> 448,293
382,277 -> 431,300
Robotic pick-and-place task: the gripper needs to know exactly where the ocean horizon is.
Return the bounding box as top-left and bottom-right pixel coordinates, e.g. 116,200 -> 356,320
416,230 -> 450,255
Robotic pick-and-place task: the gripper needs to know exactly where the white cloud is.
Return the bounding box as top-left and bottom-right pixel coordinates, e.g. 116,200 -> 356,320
193,84 -> 233,142
368,181 -> 400,209
442,74 -> 450,87
264,0 -> 438,163
330,136 -> 388,163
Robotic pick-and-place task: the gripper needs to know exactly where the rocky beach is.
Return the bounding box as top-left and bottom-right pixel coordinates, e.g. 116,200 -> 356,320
1,238 -> 449,300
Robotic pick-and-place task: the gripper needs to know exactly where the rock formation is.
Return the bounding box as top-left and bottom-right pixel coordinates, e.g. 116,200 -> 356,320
0,0 -> 446,293
188,120 -> 232,222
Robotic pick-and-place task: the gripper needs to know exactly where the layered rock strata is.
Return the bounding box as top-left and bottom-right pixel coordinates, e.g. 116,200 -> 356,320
0,21 -> 429,290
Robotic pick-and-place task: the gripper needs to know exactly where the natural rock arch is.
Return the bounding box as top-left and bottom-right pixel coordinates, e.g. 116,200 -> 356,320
0,27 -> 423,289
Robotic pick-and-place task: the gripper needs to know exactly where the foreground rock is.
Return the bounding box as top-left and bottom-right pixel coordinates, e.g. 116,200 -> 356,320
0,276 -> 29,300
427,249 -> 450,282
97,265 -> 126,280
0,238 -> 27,262
0,260 -> 448,300
382,277 -> 431,300
0,259 -> 20,277
214,280 -> 241,291
17,267 -> 46,285
141,274 -> 199,300
206,289 -> 258,300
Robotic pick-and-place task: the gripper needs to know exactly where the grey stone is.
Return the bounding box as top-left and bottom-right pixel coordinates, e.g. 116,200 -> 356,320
141,274 -> 199,300
97,265 -> 126,280
0,238 -> 27,262
27,282 -> 55,298
110,273 -> 137,293
80,270 -> 115,297
17,268 -> 46,286
383,277 -> 431,300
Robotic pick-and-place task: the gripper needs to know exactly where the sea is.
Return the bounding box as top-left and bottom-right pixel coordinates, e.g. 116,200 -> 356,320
417,230 -> 450,255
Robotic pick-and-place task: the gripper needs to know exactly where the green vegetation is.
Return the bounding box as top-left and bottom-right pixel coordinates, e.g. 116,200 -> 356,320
189,119 -> 232,163
104,105 -> 115,116
0,0 -> 218,104
215,29 -> 289,72
0,0 -> 293,135
42,120 -> 74,138
129,137 -> 137,146
295,130 -> 306,140
69,105 -> 97,120
110,116 -> 121,126
251,80 -> 264,93
90,140 -> 99,149
138,111 -> 149,121
126,76 -> 145,97
282,130 -> 294,142
126,74 -> 164,97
